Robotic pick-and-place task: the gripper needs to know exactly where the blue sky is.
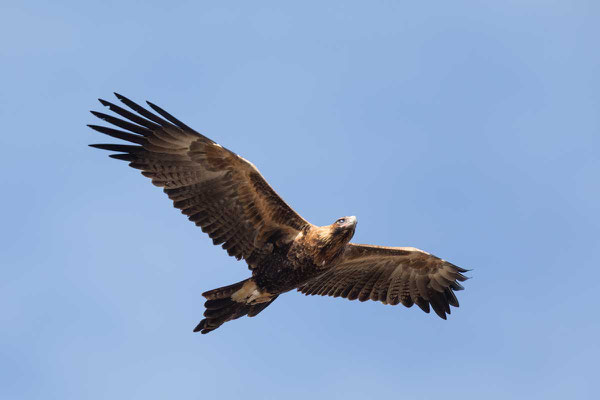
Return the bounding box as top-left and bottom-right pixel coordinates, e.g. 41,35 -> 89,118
2,1 -> 599,399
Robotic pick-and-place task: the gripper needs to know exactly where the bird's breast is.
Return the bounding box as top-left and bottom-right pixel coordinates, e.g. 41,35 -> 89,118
252,243 -> 331,294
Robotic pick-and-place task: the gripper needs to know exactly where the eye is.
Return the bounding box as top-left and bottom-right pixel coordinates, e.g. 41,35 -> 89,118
336,218 -> 346,224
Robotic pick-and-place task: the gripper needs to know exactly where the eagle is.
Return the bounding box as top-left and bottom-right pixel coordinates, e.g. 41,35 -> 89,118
88,93 -> 469,334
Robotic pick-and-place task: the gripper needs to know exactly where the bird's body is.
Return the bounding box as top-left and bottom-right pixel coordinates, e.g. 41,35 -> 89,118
240,218 -> 357,299
200,217 -> 359,332
89,93 -> 469,334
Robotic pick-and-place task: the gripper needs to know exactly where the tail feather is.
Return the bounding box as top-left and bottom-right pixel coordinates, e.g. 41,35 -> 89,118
203,280 -> 247,300
204,297 -> 234,310
194,279 -> 278,334
248,301 -> 273,317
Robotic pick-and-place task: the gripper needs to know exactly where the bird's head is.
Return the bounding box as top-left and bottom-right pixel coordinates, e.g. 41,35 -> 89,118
313,216 -> 358,244
328,216 -> 357,246
308,216 -> 358,265
331,216 -> 357,241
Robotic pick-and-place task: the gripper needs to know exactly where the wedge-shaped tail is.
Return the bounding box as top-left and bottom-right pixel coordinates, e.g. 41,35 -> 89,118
194,279 -> 278,334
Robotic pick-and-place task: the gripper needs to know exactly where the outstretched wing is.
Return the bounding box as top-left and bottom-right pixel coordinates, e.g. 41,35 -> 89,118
298,243 -> 469,319
89,93 -> 311,267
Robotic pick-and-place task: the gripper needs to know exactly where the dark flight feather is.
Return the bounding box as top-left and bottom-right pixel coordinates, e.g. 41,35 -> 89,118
299,244 -> 469,319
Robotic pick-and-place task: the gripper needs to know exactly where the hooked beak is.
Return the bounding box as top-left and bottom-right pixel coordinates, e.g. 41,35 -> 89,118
346,216 -> 357,238
347,216 -> 358,227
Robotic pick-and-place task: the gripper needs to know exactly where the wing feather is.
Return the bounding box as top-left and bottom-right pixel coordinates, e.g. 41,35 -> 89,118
89,94 -> 311,267
299,243 -> 469,319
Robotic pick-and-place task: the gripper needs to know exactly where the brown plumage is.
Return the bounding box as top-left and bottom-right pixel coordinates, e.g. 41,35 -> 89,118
89,93 -> 470,334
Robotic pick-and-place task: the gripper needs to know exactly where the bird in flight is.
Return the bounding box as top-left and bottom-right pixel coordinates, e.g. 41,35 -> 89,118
89,93 -> 469,334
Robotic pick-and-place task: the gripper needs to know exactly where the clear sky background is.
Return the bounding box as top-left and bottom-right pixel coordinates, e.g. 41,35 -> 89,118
2,1 -> 599,399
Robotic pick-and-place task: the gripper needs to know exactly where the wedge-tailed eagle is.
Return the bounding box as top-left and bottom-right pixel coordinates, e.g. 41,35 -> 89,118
89,93 -> 469,334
